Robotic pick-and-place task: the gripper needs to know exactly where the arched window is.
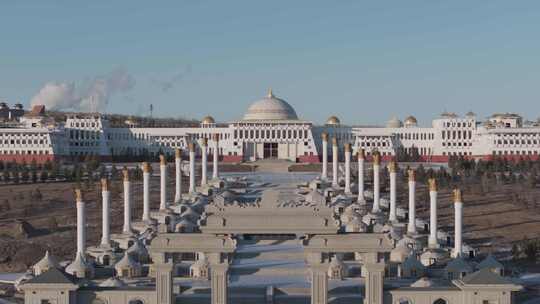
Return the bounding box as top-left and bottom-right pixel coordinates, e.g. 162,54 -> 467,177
128,300 -> 144,304
398,298 -> 413,304
433,299 -> 447,304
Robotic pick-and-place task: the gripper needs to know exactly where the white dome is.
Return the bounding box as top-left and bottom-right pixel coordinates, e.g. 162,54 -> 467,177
243,90 -> 298,121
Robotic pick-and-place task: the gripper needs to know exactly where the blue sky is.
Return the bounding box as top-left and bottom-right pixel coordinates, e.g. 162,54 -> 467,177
1,1 -> 539,125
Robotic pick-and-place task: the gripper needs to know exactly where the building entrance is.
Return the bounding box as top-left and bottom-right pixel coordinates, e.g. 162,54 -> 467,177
263,142 -> 278,158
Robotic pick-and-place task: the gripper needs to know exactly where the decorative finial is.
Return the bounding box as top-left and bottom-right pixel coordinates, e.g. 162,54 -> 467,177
331,137 -> 338,146
142,162 -> 151,173
357,148 -> 365,160
101,178 -> 109,191
428,178 -> 437,191
159,154 -> 166,166
122,167 -> 129,181
74,188 -> 83,202
388,160 -> 396,173
373,151 -> 380,165
344,143 -> 351,152
268,88 -> 274,98
175,148 -> 181,159
188,142 -> 195,152
408,169 -> 416,182
453,188 -> 462,203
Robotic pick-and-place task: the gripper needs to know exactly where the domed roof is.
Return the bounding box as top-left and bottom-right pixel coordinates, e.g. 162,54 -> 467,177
99,277 -> 126,287
243,89 -> 298,121
201,115 -> 215,124
387,116 -> 403,128
326,115 -> 340,125
404,115 -> 418,126
411,277 -> 435,288
33,251 -> 60,273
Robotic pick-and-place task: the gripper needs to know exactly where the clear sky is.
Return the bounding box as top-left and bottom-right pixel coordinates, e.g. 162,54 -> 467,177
1,1 -> 539,125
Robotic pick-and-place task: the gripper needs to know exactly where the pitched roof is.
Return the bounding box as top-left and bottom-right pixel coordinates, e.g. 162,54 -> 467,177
477,254 -> 503,270
25,267 -> 77,285
446,257 -> 473,272
461,268 -> 513,285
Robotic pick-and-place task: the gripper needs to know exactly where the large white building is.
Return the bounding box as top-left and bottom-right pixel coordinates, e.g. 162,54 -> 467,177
1,92 -> 540,163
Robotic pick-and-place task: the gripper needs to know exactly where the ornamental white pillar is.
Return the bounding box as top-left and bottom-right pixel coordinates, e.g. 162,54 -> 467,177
428,178 -> 438,248
201,138 -> 208,186
142,162 -> 151,222
332,137 -> 338,187
357,149 -> 365,203
213,134 -> 219,180
159,155 -> 167,210
174,149 -> 182,203
321,132 -> 328,180
100,179 -> 110,247
189,142 -> 196,193
122,168 -> 132,234
75,189 -> 86,256
407,169 -> 417,235
344,143 -> 351,194
453,188 -> 463,258
388,161 -> 397,222
372,152 -> 381,213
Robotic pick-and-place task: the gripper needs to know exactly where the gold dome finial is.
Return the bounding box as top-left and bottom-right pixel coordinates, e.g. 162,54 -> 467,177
388,160 -> 396,173
101,178 -> 109,191
142,162 -> 151,173
453,188 -> 462,203
373,151 -> 380,165
428,178 -> 437,191
74,188 -> 83,202
357,148 -> 365,160
122,167 -> 129,181
408,169 -> 416,182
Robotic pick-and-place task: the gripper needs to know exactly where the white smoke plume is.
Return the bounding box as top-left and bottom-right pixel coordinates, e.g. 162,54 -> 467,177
30,67 -> 135,112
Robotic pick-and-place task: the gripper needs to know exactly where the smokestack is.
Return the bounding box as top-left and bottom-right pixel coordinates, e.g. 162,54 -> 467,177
213,134 -> 219,180
372,152 -> 381,213
122,168 -> 132,234
142,162 -> 151,222
388,160 -> 397,222
344,143 -> 351,194
75,189 -> 86,256
357,149 -> 365,203
332,137 -> 338,187
201,138 -> 208,186
189,142 -> 196,193
453,188 -> 463,258
174,149 -> 182,203
321,132 -> 328,180
159,155 -> 167,210
407,169 -> 417,235
428,178 -> 438,248
100,179 -> 110,247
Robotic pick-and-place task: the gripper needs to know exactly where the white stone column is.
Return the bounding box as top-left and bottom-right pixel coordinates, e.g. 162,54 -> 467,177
100,179 -> 110,247
388,161 -> 397,222
174,149 -> 182,203
332,137 -> 338,187
321,132 -> 328,180
142,162 -> 151,222
364,262 -> 385,304
122,168 -> 132,234
357,149 -> 365,203
428,178 -> 438,248
310,264 -> 328,304
75,189 -> 86,256
211,263 -> 229,304
407,169 -> 417,235
453,188 -> 463,258
155,260 -> 173,304
159,155 -> 167,210
372,152 -> 381,213
201,138 -> 208,186
189,142 -> 196,193
213,134 -> 219,180
344,143 -> 351,194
